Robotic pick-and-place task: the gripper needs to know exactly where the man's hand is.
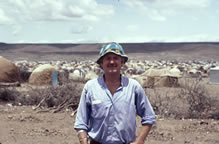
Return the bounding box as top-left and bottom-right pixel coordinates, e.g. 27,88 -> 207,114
130,139 -> 144,144
76,129 -> 88,144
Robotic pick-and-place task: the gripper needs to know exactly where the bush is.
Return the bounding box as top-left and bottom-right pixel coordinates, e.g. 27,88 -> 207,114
148,77 -> 214,119
178,78 -> 212,119
0,81 -> 84,112
25,82 -> 83,111
147,88 -> 187,119
0,87 -> 18,102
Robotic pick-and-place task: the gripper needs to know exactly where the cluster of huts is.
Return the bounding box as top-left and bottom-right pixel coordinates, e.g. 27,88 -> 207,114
0,56 -> 219,88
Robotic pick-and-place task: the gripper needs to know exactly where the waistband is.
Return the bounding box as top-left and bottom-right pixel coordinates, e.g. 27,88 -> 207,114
90,140 -> 100,144
90,139 -> 126,144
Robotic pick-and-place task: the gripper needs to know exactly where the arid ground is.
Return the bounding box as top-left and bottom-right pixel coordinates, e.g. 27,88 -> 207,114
0,103 -> 219,144
0,43 -> 219,144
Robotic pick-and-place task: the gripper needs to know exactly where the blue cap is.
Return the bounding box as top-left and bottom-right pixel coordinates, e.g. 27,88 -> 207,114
96,42 -> 128,64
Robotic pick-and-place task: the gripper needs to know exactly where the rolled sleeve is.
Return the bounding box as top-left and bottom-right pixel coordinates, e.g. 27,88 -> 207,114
135,82 -> 156,125
74,84 -> 91,130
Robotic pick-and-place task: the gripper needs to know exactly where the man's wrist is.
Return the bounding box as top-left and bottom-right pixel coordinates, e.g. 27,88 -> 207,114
79,137 -> 88,144
136,136 -> 145,143
76,129 -> 88,144
77,129 -> 86,136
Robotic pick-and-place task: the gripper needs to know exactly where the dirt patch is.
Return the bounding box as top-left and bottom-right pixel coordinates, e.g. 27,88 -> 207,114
0,103 -> 218,144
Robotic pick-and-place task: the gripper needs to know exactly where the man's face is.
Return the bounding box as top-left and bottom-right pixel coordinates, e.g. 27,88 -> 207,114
100,53 -> 124,75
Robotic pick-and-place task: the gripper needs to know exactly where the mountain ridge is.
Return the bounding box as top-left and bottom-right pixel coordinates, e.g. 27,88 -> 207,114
0,42 -> 219,61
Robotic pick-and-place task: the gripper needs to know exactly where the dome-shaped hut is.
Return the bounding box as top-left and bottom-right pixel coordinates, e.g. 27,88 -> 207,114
29,64 -> 58,85
0,56 -> 20,83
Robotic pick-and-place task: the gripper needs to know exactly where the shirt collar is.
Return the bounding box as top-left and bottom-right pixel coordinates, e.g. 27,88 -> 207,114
97,73 -> 129,88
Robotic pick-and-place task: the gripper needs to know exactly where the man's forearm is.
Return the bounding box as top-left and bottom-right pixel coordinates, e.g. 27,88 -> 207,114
135,124 -> 152,143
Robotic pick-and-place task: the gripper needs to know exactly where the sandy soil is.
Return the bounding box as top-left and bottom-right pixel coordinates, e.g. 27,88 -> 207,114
0,102 -> 219,144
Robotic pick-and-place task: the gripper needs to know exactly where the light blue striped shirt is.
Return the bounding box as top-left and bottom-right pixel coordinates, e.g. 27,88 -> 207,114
74,75 -> 156,144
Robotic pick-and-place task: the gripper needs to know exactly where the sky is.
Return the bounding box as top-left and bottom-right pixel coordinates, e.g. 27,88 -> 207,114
0,0 -> 218,43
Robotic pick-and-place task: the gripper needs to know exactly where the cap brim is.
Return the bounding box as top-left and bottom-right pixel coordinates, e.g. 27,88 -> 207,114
96,51 -> 128,64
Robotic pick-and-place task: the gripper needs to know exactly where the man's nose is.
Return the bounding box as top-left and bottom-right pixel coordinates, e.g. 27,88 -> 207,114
109,59 -> 115,64
109,59 -> 114,63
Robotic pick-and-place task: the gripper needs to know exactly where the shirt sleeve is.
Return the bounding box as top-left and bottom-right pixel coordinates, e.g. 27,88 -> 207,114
74,83 -> 91,131
135,81 -> 156,125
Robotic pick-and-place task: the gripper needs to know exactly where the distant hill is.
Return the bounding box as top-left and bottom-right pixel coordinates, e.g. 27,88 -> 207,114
0,42 -> 8,48
0,42 -> 219,61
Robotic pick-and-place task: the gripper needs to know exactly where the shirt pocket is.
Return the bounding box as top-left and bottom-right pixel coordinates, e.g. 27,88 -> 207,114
91,102 -> 106,119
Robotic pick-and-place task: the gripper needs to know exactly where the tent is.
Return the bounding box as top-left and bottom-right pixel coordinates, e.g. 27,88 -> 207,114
140,68 -> 181,88
209,66 -> 219,84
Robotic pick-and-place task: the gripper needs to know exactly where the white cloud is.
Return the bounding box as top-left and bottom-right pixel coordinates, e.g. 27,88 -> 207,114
82,15 -> 100,22
0,0 -> 115,41
147,9 -> 166,21
121,1 -> 166,21
122,0 -> 211,21
163,0 -> 211,8
0,9 -> 13,25
15,39 -> 51,43
123,0 -> 211,8
71,25 -> 93,34
0,0 -> 217,43
64,6 -> 86,17
100,33 -> 219,43
1,0 -> 115,22
60,38 -> 96,43
125,25 -> 139,32
9,33 -> 219,44
12,25 -> 22,36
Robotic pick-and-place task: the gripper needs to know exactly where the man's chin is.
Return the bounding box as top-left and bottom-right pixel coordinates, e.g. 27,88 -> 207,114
108,70 -> 119,73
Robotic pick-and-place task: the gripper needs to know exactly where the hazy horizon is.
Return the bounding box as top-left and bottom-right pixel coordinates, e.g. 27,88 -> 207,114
1,41 -> 219,45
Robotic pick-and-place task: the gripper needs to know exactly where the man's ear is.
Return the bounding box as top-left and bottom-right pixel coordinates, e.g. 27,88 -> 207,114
121,57 -> 125,65
99,64 -> 103,69
99,61 -> 103,69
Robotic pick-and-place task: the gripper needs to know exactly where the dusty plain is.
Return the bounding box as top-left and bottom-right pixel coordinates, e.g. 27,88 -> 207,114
0,42 -> 219,144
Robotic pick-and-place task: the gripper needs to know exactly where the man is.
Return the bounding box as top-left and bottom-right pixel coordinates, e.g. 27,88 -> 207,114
74,42 -> 156,144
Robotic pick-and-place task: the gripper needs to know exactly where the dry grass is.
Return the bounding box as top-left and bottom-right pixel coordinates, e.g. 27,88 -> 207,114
0,81 -> 84,112
0,77 -> 218,119
147,78 -> 217,119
